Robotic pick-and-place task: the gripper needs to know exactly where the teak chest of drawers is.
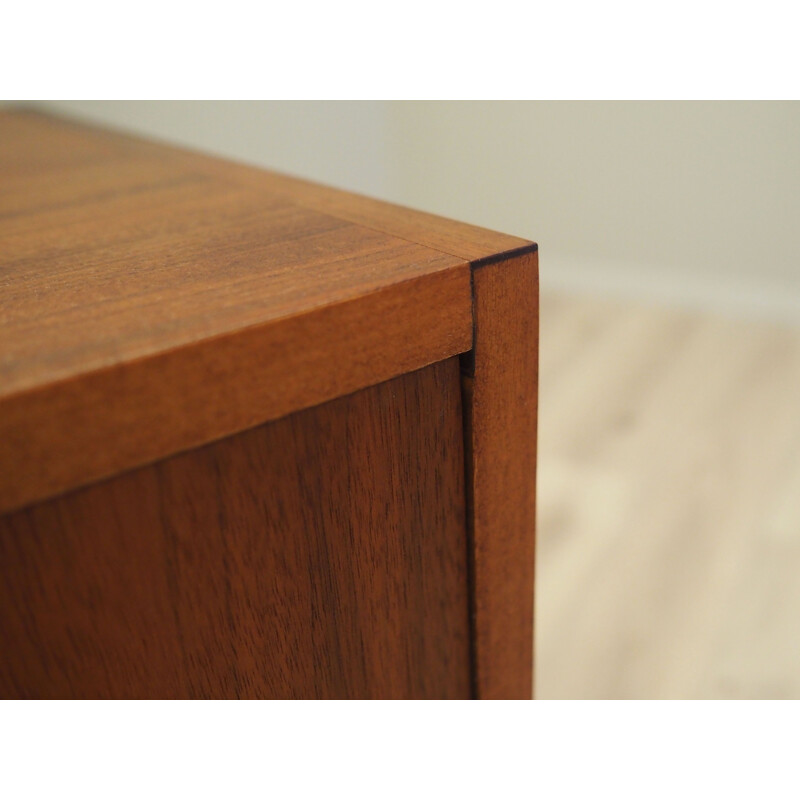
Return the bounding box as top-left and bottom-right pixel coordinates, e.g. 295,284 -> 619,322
0,109 -> 538,700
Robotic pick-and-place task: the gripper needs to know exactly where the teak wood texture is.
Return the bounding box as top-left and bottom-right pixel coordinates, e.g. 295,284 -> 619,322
462,249 -> 539,699
0,361 -> 471,699
0,108 -> 538,699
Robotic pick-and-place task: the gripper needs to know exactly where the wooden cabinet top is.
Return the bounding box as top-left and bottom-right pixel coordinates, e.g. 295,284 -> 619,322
0,108 -> 536,514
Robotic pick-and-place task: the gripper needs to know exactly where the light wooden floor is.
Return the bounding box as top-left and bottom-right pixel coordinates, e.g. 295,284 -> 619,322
535,289 -> 800,699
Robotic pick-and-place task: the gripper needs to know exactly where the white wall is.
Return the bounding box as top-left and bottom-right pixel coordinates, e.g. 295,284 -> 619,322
384,102 -> 800,322
36,101 -> 800,322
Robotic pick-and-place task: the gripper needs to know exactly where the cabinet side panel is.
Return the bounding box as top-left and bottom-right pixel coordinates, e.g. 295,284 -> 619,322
0,359 -> 471,699
463,249 -> 539,699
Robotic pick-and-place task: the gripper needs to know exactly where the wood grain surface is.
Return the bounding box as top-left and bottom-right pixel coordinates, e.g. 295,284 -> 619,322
0,109 -> 472,513
2,108 -> 531,262
0,359 -> 471,699
207,167 -> 533,262
462,247 -> 539,699
1,108 -> 539,700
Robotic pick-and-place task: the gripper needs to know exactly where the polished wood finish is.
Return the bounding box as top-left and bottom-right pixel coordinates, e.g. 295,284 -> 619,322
0,110 -> 471,514
0,108 -> 538,699
0,108 -> 530,262
214,168 -> 533,262
0,360 -> 471,699
462,248 -> 539,699
0,268 -> 469,515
